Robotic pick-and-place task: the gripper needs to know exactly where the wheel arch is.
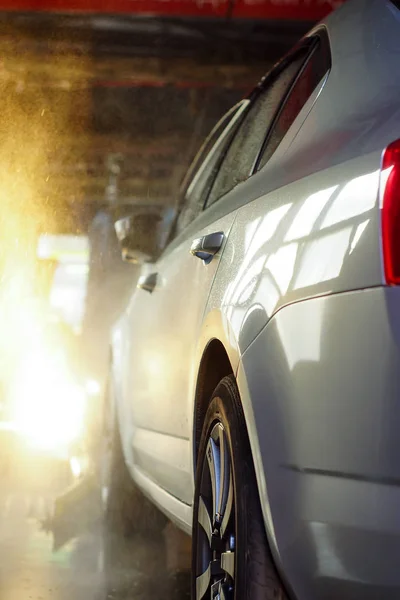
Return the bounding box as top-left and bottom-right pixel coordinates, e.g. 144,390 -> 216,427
193,338 -> 234,465
191,336 -> 287,599
191,316 -> 280,560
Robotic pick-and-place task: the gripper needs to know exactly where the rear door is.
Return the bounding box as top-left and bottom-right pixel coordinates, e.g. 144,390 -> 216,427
123,103 -> 248,502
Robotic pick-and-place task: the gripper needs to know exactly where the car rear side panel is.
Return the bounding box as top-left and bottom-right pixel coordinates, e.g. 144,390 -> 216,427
239,286 -> 400,600
208,149 -> 383,355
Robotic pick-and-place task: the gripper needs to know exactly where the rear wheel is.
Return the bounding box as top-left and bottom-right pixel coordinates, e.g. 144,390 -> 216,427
100,377 -> 167,536
192,375 -> 287,600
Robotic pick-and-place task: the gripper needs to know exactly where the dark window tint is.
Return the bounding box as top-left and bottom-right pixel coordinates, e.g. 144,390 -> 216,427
258,40 -> 330,170
206,51 -> 308,207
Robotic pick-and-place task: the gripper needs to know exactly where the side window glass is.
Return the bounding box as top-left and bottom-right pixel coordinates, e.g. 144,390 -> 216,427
180,103 -> 238,195
206,50 -> 308,207
258,39 -> 330,170
174,102 -> 247,234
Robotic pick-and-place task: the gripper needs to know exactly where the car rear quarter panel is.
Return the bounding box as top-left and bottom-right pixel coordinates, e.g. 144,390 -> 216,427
206,149 -> 383,355
238,287 -> 400,600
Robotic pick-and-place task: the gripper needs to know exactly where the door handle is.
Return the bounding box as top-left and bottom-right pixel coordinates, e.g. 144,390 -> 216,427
137,272 -> 158,293
190,232 -> 224,265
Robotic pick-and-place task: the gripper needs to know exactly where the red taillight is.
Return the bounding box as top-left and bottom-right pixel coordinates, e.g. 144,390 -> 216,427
381,139 -> 400,285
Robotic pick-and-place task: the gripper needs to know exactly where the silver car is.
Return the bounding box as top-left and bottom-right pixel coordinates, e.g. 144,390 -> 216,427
103,1 -> 400,598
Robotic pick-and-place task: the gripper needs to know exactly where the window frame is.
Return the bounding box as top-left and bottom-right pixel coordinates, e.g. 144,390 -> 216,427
185,100 -> 249,207
202,29 -> 331,209
205,47 -> 312,208
167,99 -> 249,242
202,38 -> 316,209
253,28 -> 331,174
178,100 -> 246,204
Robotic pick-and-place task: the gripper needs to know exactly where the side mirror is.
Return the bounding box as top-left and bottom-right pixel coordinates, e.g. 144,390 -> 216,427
114,211 -> 163,264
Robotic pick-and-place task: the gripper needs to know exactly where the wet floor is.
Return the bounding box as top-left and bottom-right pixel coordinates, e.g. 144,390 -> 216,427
0,455 -> 191,600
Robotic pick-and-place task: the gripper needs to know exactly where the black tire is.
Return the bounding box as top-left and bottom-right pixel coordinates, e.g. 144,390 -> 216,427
100,379 -> 167,537
192,375 -> 287,600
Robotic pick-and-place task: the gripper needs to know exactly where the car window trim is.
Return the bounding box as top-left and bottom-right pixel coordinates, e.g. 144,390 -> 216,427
202,37 -> 317,211
186,100 -> 250,203
202,97 -> 258,209
179,100 -> 246,199
250,38 -> 319,175
253,29 -> 331,174
165,100 -> 249,247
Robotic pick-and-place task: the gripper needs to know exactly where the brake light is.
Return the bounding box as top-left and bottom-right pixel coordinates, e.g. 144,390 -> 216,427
381,139 -> 400,285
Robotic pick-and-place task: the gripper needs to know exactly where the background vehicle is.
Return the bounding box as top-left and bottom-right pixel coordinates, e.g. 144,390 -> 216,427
106,1 -> 400,598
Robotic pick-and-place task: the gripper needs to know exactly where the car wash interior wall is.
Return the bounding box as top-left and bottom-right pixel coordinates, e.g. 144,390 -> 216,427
0,12 -> 313,237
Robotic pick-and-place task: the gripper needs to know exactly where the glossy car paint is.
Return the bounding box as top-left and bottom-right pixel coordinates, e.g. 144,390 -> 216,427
119,211 -> 237,505
239,287 -> 400,599
111,0 -> 400,597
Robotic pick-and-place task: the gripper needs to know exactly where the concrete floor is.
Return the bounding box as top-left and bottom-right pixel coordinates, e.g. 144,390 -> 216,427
0,455 -> 191,600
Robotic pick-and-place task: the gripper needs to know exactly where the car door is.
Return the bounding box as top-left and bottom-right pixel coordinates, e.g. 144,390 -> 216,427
122,102 -> 248,503
123,38 -> 324,504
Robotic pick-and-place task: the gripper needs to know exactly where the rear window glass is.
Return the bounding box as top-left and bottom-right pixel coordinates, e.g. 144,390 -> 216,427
258,38 -> 331,169
207,51 -> 307,206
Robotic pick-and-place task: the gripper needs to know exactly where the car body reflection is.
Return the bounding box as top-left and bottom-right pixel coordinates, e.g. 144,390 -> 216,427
217,161 -> 381,354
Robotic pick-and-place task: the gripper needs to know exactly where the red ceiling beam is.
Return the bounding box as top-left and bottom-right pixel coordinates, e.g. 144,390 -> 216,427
0,0 -> 345,21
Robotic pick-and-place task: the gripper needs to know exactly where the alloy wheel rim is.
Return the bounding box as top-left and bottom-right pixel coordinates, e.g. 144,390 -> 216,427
196,421 -> 235,600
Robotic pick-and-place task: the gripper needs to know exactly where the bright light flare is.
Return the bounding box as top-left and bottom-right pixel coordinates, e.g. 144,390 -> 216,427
70,456 -> 82,478
85,379 -> 100,396
10,345 -> 87,454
